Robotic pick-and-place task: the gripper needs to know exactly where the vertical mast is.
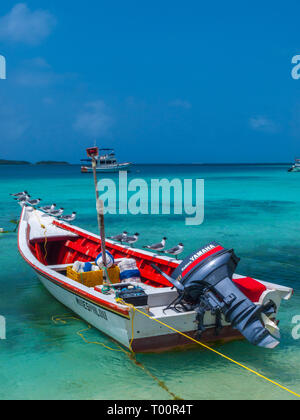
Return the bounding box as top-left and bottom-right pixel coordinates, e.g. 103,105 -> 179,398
86,147 -> 108,271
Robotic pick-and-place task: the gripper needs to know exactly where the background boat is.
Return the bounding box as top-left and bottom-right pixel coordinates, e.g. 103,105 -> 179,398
288,158 -> 300,172
81,148 -> 131,173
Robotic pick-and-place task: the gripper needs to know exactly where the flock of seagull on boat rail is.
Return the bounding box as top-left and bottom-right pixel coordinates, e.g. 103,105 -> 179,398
10,191 -> 76,223
10,191 -> 184,258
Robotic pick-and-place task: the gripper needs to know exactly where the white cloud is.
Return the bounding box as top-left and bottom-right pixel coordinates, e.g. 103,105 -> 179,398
169,99 -> 192,109
15,70 -> 60,87
249,116 -> 278,133
0,3 -> 56,45
73,101 -> 113,138
0,103 -> 29,142
14,57 -> 74,87
23,57 -> 51,68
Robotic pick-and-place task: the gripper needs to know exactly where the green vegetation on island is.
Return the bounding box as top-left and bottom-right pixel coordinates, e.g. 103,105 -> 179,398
0,159 -> 71,166
35,161 -> 70,165
0,159 -> 31,165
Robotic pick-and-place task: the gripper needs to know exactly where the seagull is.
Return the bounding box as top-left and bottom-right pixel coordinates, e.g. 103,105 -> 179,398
15,195 -> 31,207
164,243 -> 184,259
18,200 -> 27,208
143,237 -> 167,252
108,231 -> 128,242
14,194 -> 30,201
60,212 -> 77,223
40,204 -> 57,213
10,191 -> 29,197
123,233 -> 140,246
49,208 -> 64,217
26,198 -> 42,206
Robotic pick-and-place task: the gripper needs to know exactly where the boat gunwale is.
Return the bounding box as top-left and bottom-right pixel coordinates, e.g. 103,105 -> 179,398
52,219 -> 180,269
17,208 -> 131,318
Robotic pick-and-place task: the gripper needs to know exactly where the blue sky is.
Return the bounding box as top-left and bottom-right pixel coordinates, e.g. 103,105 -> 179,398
0,0 -> 300,163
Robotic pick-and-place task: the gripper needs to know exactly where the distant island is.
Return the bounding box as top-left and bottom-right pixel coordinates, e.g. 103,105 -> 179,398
35,161 -> 70,165
0,159 -> 71,165
0,159 -> 31,165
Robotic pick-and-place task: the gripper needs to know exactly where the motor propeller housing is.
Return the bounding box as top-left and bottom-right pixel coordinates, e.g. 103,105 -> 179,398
170,242 -> 279,348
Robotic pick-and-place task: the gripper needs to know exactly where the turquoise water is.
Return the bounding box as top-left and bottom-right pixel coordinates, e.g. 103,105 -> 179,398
1,164 -> 300,400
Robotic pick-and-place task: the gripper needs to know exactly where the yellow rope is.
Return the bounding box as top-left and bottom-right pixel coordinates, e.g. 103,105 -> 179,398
77,325 -> 129,353
33,210 -> 48,260
52,315 -> 125,352
51,314 -> 182,400
117,300 -> 300,399
129,304 -> 136,353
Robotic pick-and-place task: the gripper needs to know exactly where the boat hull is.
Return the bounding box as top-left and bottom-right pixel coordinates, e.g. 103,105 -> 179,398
37,271 -> 244,352
37,272 -> 132,348
18,207 -> 293,353
81,163 -> 131,173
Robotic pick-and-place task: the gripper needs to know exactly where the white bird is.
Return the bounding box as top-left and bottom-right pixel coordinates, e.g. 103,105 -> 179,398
18,200 -> 28,208
49,208 -> 64,217
108,231 -> 128,242
164,243 -> 184,259
123,233 -> 140,246
143,237 -> 167,252
40,204 -> 56,213
10,191 -> 29,197
26,198 -> 42,206
60,212 -> 77,223
15,194 -> 30,202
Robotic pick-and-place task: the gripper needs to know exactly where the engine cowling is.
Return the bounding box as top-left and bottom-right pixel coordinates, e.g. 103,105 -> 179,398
171,242 -> 279,348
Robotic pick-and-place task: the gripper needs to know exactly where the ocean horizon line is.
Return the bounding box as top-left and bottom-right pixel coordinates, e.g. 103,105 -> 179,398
0,161 -> 292,166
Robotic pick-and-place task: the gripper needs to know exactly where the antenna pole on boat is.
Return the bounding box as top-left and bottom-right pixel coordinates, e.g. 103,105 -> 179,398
87,147 -> 108,271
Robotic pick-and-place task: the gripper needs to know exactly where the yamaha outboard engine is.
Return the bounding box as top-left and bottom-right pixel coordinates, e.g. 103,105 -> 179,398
153,242 -> 279,348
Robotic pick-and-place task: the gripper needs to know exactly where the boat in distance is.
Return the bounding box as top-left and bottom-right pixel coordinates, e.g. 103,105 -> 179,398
288,158 -> 300,172
18,207 -> 293,353
81,148 -> 131,173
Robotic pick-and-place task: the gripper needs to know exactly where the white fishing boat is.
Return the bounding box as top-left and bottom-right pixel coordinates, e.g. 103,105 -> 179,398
81,148 -> 131,173
288,158 -> 300,172
18,206 -> 293,353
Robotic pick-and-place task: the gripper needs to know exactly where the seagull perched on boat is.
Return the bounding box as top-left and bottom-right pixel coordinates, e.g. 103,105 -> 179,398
14,194 -> 30,201
108,231 -> 128,242
123,233 -> 140,246
40,203 -> 56,213
143,237 -> 167,252
164,243 -> 184,259
60,212 -> 77,223
15,195 -> 31,207
49,208 -> 64,217
26,198 -> 42,207
10,191 -> 29,197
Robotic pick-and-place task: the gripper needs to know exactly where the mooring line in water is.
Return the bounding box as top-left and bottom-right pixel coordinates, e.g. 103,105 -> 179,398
118,302 -> 300,399
51,315 -> 182,400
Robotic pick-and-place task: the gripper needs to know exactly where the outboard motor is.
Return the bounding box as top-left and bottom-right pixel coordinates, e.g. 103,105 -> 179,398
153,242 -> 279,348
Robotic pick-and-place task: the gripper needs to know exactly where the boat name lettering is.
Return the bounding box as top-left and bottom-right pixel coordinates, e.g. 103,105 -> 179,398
76,297 -> 108,320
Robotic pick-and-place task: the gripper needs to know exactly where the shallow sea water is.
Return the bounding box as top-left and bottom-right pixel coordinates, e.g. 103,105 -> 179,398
0,164 -> 300,400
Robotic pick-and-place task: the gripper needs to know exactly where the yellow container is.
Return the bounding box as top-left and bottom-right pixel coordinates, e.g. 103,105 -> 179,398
67,265 -> 120,288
